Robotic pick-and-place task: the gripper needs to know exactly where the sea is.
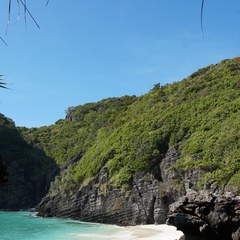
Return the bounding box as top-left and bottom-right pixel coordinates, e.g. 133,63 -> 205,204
0,211 -> 131,240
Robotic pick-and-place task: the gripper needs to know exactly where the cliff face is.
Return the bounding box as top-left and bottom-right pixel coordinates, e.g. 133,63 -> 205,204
37,144 -> 187,225
37,174 -> 180,225
38,173 -> 158,225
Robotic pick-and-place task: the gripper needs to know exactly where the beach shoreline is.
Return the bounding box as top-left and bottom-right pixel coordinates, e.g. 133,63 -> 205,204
114,224 -> 183,240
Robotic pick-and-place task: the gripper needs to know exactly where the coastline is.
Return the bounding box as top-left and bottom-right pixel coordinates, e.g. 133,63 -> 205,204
115,224 -> 183,240
0,211 -> 184,239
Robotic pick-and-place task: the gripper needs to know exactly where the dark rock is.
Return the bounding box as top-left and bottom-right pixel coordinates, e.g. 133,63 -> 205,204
160,143 -> 181,183
36,172 -> 184,226
167,189 -> 240,240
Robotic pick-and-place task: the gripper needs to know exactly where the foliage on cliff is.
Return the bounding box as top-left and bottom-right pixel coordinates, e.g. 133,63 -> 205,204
0,114 -> 58,208
6,57 -> 240,199
0,156 -> 8,187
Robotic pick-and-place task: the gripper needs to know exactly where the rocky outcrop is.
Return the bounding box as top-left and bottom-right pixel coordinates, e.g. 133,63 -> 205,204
160,143 -> 202,191
160,143 -> 182,183
167,189 -> 240,240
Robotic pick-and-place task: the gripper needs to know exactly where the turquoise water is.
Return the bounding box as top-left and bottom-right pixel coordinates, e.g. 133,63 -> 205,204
0,211 -> 130,240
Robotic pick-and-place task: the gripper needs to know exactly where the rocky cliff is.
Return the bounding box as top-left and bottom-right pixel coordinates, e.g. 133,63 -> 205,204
37,144 -> 186,225
2,58 -> 240,239
36,142 -> 240,239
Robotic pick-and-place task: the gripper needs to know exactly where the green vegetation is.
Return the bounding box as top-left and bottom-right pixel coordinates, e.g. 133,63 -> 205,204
2,57 -> 240,201
0,114 -> 57,207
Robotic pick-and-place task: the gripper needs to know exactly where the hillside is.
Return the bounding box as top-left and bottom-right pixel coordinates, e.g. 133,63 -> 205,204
1,57 -> 240,224
22,57 -> 240,191
0,114 -> 58,209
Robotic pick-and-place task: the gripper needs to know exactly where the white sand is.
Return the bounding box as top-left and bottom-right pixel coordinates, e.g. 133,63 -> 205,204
73,224 -> 183,240
114,224 -> 183,240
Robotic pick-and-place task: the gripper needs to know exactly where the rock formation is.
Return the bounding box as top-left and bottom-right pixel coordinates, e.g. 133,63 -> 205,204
36,172 -> 183,226
167,189 -> 240,240
37,144 -> 185,225
32,140 -> 240,240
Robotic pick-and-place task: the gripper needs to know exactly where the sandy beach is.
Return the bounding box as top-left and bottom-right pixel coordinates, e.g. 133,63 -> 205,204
115,224 -> 183,240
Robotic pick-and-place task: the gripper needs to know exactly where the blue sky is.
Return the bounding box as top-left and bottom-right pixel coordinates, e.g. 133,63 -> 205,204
0,0 -> 240,128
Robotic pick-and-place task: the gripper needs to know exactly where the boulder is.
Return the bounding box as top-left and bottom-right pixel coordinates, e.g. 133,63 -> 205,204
167,189 -> 240,240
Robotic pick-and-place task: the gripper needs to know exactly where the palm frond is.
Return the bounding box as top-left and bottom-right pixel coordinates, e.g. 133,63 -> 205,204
0,82 -> 8,89
0,37 -> 8,47
0,75 -> 9,89
201,0 -> 205,38
6,0 -> 12,35
19,0 -> 40,28
3,0 -> 42,45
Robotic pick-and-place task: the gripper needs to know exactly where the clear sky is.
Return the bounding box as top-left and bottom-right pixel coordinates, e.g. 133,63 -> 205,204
0,0 -> 240,128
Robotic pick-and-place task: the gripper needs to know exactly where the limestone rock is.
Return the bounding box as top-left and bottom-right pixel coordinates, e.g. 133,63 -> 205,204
37,172 -> 184,226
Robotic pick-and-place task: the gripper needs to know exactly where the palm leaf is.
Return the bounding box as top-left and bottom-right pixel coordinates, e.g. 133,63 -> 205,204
0,82 -> 8,89
0,75 -> 8,89
201,0 -> 205,38
2,0 -> 43,45
0,37 -> 8,47
19,0 -> 40,28
6,0 -> 12,35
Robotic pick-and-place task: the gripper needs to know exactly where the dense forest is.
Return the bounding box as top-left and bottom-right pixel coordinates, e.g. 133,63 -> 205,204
0,114 -> 58,208
1,57 -> 240,209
